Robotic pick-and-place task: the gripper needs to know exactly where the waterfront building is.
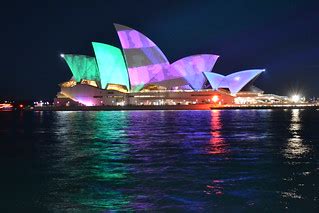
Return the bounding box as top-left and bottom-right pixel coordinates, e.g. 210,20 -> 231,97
54,24 -> 287,107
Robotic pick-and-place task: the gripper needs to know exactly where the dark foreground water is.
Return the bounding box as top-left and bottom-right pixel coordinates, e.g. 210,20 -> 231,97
0,110 -> 318,212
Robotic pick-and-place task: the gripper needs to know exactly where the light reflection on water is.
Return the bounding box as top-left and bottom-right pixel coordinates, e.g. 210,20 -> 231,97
280,109 -> 313,205
0,110 -> 318,211
208,110 -> 227,155
38,111 -> 132,211
284,109 -> 310,159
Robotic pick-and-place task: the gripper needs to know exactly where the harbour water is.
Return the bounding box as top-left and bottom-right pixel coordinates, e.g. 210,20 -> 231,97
0,110 -> 318,211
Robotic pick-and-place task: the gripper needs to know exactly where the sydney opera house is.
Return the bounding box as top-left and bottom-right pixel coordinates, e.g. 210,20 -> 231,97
54,24 -> 287,108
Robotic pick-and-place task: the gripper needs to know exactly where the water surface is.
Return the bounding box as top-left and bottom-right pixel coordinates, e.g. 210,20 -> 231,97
0,110 -> 318,212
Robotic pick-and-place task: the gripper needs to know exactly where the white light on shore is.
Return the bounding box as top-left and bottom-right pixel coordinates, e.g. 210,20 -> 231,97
291,94 -> 301,103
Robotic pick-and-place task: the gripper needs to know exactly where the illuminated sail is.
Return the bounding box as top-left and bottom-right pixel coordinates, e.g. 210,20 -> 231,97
114,23 -> 170,91
62,54 -> 99,83
204,69 -> 265,94
92,42 -> 130,90
170,54 -> 219,90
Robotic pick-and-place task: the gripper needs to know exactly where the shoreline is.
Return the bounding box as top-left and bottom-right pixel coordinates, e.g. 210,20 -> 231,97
24,104 -> 319,111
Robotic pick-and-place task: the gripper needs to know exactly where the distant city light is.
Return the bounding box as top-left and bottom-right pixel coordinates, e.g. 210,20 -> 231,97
291,94 -> 301,103
0,103 -> 13,109
60,54 -> 65,58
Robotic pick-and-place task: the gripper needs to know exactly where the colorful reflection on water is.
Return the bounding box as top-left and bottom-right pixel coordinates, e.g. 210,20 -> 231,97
0,110 -> 318,211
38,111 -> 132,211
208,110 -> 227,155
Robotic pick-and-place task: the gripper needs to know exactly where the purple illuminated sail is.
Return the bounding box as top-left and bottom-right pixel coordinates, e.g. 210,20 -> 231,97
170,54 -> 219,90
204,69 -> 265,94
114,24 -> 170,91
115,24 -> 220,91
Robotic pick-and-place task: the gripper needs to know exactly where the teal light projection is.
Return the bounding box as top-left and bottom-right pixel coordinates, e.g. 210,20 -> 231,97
92,42 -> 130,90
63,54 -> 100,83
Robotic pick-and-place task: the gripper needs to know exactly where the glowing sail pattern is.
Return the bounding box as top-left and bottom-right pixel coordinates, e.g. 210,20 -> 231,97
170,55 -> 219,90
92,42 -> 130,90
204,69 -> 265,95
114,23 -> 170,91
62,24 -> 262,94
62,54 -> 100,83
114,24 -> 219,91
203,72 -> 225,90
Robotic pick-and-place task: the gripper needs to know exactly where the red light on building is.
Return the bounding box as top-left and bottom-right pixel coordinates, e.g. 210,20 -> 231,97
212,95 -> 219,103
19,104 -> 24,108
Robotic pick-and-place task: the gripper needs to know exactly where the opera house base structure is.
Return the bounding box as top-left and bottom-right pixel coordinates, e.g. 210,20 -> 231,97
48,24 -> 314,110
53,85 -> 310,110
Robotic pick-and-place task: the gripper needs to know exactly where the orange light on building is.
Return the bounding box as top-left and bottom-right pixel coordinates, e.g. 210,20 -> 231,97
0,104 -> 13,110
212,95 -> 219,103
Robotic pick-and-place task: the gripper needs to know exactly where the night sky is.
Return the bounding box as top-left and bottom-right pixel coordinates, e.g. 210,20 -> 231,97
1,0 -> 318,100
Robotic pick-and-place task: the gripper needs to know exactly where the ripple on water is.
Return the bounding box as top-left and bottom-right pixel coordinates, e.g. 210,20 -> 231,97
0,110 -> 318,211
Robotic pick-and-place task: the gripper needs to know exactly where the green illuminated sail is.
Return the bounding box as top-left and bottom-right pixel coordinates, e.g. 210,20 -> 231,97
92,42 -> 130,90
63,54 -> 100,83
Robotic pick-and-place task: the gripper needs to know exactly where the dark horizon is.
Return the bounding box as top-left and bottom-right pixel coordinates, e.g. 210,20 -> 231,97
1,0 -> 318,100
